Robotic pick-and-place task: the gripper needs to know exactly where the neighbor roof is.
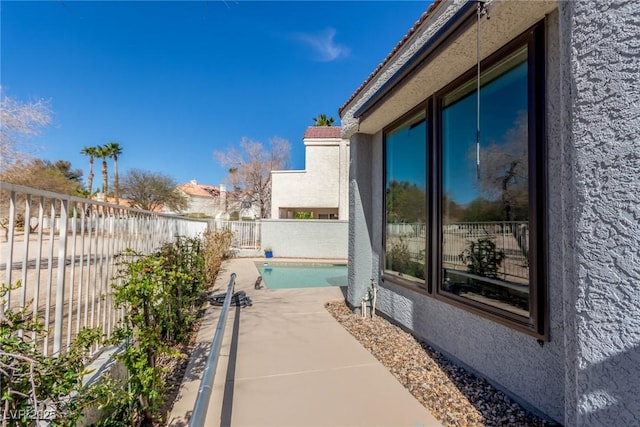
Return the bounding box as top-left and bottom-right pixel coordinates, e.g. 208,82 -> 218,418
178,181 -> 219,198
338,0 -> 442,116
303,126 -> 342,139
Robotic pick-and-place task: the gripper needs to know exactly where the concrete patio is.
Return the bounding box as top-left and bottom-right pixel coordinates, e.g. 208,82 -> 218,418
168,257 -> 441,427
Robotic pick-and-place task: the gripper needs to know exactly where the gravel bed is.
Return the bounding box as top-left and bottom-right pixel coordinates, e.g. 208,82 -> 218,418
325,300 -> 556,427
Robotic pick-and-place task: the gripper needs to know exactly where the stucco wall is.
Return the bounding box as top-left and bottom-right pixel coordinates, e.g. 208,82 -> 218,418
260,219 -> 347,259
344,0 -> 640,424
348,133 -> 375,307
186,196 -> 218,216
271,140 -> 349,219
346,3 -> 567,423
559,1 -> 640,425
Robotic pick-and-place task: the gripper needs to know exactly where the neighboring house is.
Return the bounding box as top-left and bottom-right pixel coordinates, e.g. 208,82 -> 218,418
176,180 -> 226,218
176,180 -> 261,220
339,1 -> 639,426
271,126 -> 349,219
94,194 -> 134,208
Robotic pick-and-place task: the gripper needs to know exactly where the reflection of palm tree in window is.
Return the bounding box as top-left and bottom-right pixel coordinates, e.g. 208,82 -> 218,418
476,111 -> 528,222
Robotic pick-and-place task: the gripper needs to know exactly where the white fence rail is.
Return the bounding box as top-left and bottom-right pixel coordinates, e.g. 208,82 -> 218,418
209,220 -> 261,249
443,221 -> 529,283
386,221 -> 529,283
0,182 -> 208,356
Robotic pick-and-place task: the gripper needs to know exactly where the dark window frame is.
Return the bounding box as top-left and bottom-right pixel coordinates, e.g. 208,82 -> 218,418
382,102 -> 429,290
381,22 -> 548,339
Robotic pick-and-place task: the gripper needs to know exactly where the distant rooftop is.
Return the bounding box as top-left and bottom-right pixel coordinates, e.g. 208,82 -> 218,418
303,126 -> 342,139
178,180 -> 219,198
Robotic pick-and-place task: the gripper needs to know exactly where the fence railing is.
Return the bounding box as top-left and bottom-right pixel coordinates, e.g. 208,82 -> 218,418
209,220 -> 261,249
386,221 -> 529,283
0,182 -> 208,356
442,221 -> 529,283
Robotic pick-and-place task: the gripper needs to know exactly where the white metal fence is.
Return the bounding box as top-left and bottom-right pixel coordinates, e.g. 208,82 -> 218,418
386,221 -> 529,283
0,182 -> 208,356
209,220 -> 260,249
442,221 -> 529,283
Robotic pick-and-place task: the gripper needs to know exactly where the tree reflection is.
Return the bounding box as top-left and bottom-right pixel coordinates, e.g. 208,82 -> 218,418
386,180 -> 426,224
477,111 -> 529,222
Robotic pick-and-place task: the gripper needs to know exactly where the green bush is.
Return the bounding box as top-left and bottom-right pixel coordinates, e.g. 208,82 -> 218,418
101,231 -> 232,425
460,237 -> 505,278
0,281 -> 101,427
387,239 -> 425,280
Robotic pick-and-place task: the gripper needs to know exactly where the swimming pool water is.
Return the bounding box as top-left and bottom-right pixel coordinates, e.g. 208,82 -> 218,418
256,263 -> 347,289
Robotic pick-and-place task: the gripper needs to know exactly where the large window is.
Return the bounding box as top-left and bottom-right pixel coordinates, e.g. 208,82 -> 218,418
384,110 -> 427,285
441,47 -> 530,315
382,25 -> 545,337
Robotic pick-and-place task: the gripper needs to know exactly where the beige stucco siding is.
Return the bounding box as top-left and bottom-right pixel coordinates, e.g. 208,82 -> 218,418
271,138 -> 349,219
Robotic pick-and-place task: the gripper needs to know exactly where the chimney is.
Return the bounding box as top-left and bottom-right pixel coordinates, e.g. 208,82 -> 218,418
220,184 -> 227,212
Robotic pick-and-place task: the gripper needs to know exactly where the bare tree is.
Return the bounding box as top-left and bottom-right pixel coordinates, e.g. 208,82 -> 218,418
0,89 -> 51,164
119,168 -> 187,212
477,112 -> 529,221
214,137 -> 290,218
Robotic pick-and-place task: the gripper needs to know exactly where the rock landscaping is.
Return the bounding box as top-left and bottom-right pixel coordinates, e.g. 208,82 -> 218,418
325,300 -> 556,427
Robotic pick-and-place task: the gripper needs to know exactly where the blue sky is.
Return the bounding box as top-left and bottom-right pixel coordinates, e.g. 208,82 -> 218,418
1,0 -> 431,188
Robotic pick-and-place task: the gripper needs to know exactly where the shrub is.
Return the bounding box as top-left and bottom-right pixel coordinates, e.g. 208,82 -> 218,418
202,229 -> 234,287
0,281 -> 101,426
102,231 -> 231,425
387,238 -> 425,280
460,237 -> 505,278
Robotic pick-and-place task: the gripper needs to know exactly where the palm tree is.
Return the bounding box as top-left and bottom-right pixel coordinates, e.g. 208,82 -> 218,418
95,145 -> 110,196
104,141 -> 123,205
80,146 -> 99,196
312,114 -> 335,126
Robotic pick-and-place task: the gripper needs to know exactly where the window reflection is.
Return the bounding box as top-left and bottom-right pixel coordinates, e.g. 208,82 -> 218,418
385,112 -> 427,283
441,48 -> 530,315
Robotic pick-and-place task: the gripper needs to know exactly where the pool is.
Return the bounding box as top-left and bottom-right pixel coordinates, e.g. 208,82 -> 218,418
255,262 -> 348,289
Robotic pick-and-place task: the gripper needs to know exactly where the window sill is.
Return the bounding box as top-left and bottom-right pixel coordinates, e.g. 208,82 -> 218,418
433,290 -> 548,341
381,272 -> 429,296
381,273 -> 547,340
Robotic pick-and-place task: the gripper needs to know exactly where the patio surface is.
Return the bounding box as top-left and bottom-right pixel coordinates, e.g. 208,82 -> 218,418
167,257 -> 441,427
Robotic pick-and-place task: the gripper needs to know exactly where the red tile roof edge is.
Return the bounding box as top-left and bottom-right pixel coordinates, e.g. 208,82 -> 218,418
338,0 -> 442,116
303,126 -> 343,139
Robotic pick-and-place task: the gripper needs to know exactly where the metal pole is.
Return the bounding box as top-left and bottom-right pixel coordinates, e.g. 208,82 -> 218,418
53,199 -> 69,355
189,272 -> 237,427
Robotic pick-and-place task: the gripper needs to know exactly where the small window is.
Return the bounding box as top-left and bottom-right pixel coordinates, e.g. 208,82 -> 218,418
384,110 -> 428,286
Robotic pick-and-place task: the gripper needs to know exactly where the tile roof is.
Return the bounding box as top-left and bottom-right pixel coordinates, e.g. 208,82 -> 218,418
178,182 -> 219,198
338,0 -> 442,116
303,126 -> 342,139
93,195 -> 134,207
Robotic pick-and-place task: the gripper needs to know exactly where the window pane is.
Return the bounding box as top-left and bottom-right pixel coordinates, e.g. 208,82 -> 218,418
441,49 -> 530,316
385,112 -> 427,283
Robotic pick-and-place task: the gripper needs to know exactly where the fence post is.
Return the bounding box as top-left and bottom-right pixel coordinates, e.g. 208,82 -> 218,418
53,199 -> 69,355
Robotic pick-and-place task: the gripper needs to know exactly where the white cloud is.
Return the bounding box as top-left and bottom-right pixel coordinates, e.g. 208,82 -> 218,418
294,27 -> 350,62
